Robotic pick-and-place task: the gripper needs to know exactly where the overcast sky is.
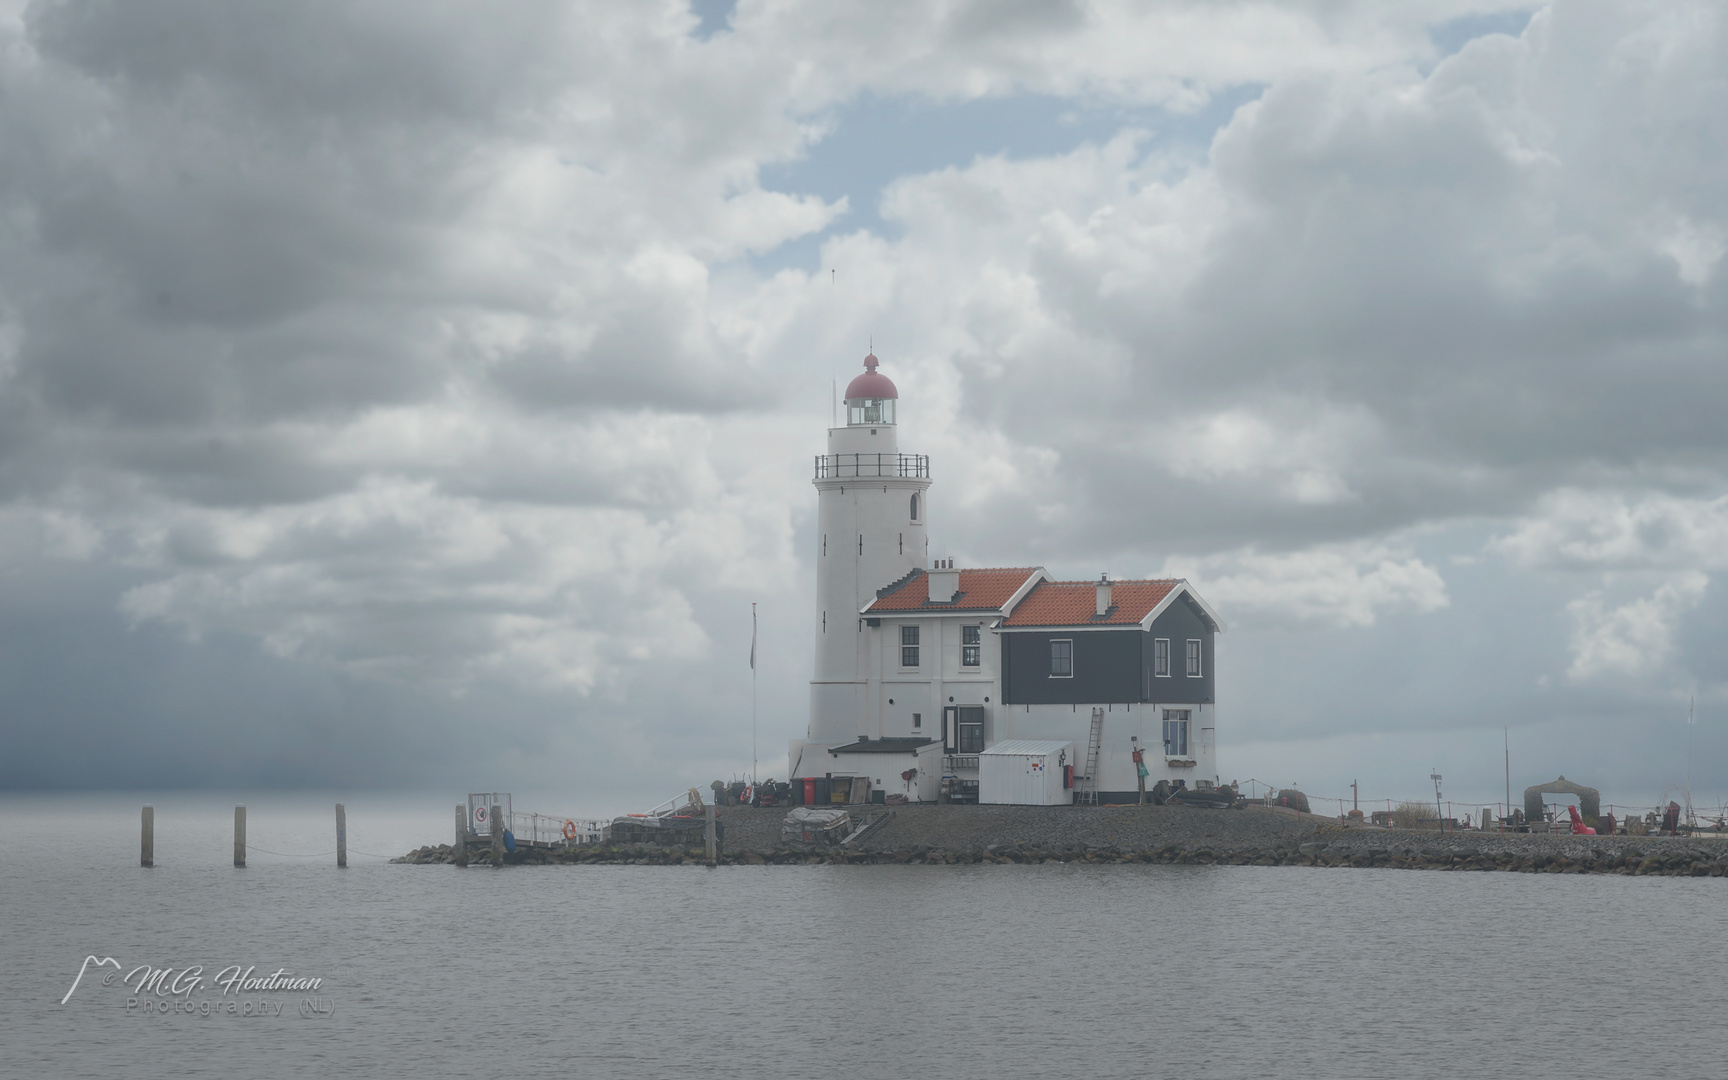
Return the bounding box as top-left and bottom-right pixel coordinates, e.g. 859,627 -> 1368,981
3,0 -> 1726,814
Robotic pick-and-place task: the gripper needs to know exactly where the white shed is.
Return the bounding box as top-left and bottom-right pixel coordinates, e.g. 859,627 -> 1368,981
978,740 -> 1075,805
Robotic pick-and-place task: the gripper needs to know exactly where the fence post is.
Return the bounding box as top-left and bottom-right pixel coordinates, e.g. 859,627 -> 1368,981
489,804 -> 503,867
233,805 -> 246,868
454,804 -> 469,868
336,804 -> 347,868
141,806 -> 154,867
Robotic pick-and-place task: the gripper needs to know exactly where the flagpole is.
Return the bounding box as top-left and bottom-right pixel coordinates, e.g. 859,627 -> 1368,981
1687,694 -> 1694,829
751,602 -> 759,788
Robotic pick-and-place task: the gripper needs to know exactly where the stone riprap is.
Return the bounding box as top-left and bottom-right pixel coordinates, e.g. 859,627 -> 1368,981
392,804 -> 1728,875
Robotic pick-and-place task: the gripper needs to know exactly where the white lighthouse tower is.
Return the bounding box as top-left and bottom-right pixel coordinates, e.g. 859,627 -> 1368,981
805,352 -> 931,750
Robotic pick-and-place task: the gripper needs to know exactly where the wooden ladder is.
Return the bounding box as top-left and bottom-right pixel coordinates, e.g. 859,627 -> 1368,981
1078,708 -> 1105,805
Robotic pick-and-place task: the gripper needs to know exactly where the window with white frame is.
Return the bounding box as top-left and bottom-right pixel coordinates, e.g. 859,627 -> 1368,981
1050,639 -> 1073,678
900,625 -> 920,668
962,625 -> 981,667
1154,638 -> 1170,677
1186,638 -> 1202,677
1163,709 -> 1191,758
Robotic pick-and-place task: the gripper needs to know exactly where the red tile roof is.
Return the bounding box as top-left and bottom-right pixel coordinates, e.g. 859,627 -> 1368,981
866,567 -> 1041,613
1000,579 -> 1180,628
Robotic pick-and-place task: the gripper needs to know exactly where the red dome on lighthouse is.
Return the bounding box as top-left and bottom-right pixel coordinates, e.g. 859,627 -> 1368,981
844,353 -> 898,400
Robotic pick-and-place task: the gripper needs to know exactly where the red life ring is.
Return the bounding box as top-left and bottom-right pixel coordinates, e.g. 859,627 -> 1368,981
561,820 -> 578,841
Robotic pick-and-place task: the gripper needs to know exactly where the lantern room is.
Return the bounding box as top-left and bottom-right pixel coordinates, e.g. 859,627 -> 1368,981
844,352 -> 898,425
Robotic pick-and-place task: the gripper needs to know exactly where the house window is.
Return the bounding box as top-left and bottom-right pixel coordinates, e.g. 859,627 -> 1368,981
957,718 -> 984,753
910,493 -> 919,521
1154,638 -> 1170,678
1186,639 -> 1202,677
1163,709 -> 1191,757
901,625 -> 920,668
1050,639 -> 1073,678
962,625 -> 981,667
913,713 -> 921,729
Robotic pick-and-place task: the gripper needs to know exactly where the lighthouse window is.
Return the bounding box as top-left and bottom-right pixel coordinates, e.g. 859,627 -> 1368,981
848,398 -> 896,425
900,625 -> 920,668
1050,639 -> 1073,678
910,494 -> 919,521
962,625 -> 981,667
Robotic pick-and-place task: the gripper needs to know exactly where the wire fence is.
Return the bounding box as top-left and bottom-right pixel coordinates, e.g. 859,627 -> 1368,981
1235,779 -> 1728,834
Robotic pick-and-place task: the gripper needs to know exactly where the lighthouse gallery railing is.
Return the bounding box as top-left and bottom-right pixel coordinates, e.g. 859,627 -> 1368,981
814,453 -> 930,479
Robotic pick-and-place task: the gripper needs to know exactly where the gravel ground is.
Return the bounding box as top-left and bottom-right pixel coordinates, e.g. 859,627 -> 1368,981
853,803 -> 1328,853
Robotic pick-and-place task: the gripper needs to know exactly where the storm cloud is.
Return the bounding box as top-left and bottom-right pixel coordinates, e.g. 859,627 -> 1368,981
2,0 -> 1726,809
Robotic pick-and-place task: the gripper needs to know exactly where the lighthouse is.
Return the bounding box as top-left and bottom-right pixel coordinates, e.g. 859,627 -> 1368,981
808,353 -> 931,746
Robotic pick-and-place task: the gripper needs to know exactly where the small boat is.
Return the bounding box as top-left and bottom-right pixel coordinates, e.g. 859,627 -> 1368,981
1166,785 -> 1239,810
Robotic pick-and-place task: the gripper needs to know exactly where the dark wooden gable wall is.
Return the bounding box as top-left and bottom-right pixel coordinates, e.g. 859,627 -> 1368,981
1000,593 -> 1215,705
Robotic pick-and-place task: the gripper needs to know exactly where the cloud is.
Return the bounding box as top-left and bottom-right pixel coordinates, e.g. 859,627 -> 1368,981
1160,541 -> 1450,628
1566,572 -> 1707,681
1490,490 -> 1728,572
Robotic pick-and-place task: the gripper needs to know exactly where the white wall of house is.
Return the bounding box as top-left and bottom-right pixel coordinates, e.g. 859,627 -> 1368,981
865,616 -> 999,742
997,701 -> 1218,795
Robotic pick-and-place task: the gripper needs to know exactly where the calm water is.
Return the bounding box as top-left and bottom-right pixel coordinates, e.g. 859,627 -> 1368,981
6,793 -> 1726,1080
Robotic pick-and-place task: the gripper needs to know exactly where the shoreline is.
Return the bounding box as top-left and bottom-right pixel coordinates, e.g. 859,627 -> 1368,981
394,804 -> 1728,876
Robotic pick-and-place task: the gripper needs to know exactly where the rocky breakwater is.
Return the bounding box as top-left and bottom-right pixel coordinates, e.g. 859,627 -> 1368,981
390,805 -> 1728,875
1292,833 -> 1728,875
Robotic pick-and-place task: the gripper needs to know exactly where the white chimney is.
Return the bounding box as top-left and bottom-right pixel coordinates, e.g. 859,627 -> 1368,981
1095,573 -> 1111,616
928,560 -> 960,603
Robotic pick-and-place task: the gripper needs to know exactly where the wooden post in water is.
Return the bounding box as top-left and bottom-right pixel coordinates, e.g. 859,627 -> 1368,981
336,803 -> 347,868
140,805 -> 154,867
454,804 -> 469,868
705,800 -> 717,867
489,804 -> 503,867
233,805 -> 246,868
